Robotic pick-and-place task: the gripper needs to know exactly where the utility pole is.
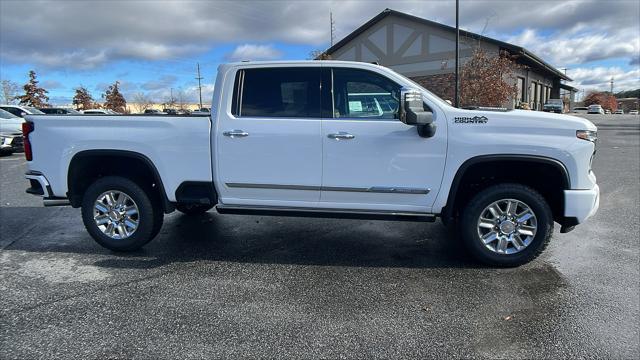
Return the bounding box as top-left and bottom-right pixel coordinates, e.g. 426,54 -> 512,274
454,0 -> 460,107
196,63 -> 203,110
610,76 -> 614,94
330,11 -> 335,47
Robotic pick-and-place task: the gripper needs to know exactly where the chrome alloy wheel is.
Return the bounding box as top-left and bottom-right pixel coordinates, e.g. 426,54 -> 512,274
477,199 -> 537,255
93,190 -> 139,240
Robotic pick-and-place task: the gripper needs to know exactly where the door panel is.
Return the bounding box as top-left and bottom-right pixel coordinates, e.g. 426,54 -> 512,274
321,67 -> 446,212
216,67 -> 322,205
321,120 -> 445,211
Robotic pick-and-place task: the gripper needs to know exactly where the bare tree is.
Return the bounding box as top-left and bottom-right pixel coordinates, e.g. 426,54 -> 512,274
163,91 -> 176,109
175,88 -> 188,110
1,80 -> 19,104
308,49 -> 332,60
132,92 -> 154,113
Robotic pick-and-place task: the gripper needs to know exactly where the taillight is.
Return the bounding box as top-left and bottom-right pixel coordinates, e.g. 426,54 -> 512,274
22,122 -> 34,161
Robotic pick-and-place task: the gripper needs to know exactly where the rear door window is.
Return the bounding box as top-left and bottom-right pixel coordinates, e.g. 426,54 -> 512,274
233,67 -> 321,118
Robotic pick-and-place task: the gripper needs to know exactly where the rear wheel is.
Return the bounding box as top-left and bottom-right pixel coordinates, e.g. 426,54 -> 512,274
81,176 -> 161,251
176,203 -> 213,215
460,183 -> 553,267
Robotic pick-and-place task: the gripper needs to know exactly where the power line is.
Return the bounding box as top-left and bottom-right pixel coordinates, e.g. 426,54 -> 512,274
196,62 -> 204,110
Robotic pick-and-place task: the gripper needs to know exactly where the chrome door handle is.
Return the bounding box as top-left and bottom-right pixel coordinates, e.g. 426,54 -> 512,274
327,132 -> 355,140
223,130 -> 249,138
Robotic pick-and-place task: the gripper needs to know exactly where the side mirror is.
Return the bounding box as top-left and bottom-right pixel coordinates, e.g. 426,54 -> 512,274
20,112 -> 27,117
399,88 -> 436,138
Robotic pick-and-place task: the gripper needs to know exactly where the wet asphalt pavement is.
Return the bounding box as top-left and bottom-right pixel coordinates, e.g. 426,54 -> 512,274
0,115 -> 638,359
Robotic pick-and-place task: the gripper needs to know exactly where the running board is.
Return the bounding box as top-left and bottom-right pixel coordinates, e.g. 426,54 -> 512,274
215,205 -> 436,222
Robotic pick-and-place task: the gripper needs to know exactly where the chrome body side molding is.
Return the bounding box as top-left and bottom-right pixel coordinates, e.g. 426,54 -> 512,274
225,183 -> 430,194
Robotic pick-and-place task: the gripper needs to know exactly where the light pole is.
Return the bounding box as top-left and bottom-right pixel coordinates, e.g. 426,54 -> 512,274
454,0 -> 460,108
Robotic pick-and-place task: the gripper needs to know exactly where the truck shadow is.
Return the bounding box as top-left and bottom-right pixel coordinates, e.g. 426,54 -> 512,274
92,211 -> 479,270
2,207 -> 480,269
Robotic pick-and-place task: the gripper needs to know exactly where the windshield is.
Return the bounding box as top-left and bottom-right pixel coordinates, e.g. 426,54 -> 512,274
25,107 -> 45,114
0,108 -> 19,119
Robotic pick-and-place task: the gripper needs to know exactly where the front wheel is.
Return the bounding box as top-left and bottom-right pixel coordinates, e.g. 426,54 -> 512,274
460,183 -> 553,267
81,176 -> 161,252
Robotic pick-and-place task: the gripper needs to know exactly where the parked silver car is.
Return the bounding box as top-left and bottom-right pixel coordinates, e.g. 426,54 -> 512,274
0,104 -> 45,117
0,108 -> 25,152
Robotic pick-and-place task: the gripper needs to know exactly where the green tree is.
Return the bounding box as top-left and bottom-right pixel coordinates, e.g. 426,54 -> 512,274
72,86 -> 94,110
16,70 -> 49,107
102,81 -> 126,113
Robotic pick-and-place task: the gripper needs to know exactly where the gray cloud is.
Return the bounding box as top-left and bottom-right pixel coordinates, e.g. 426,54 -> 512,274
1,0 -> 638,94
570,66 -> 640,93
41,80 -> 63,89
94,80 -> 138,93
225,44 -> 282,61
2,0 -> 637,70
141,75 -> 178,91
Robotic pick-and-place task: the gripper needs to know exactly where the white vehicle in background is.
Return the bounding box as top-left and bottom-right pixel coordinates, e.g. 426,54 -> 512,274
22,60 -> 600,267
571,107 -> 589,114
629,110 -> 639,115
82,109 -> 120,115
0,108 -> 25,152
0,108 -> 24,133
614,109 -> 624,114
0,104 -> 45,117
587,104 -> 605,114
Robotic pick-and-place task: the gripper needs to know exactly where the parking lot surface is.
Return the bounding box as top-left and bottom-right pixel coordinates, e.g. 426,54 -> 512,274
1,114 -> 638,359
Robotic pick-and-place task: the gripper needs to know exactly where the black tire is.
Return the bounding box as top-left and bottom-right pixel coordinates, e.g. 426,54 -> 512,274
460,183 -> 553,267
176,203 -> 213,215
81,176 -> 161,252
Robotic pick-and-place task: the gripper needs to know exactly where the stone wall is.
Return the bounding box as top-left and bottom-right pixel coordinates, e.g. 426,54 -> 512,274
411,74 -> 455,102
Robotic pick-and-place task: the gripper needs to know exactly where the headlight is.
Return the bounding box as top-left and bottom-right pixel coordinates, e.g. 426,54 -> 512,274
576,130 -> 597,142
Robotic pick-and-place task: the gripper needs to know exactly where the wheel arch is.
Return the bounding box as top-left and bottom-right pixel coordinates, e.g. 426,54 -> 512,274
67,149 -> 174,213
441,154 -> 570,223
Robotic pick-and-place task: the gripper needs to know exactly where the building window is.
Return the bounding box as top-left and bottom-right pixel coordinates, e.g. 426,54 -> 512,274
516,77 -> 525,106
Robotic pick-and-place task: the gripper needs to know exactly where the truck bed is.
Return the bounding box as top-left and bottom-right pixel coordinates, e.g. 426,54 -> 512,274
24,114 -> 212,201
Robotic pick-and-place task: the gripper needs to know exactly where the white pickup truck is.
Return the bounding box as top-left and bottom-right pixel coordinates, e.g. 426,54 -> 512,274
23,61 -> 599,266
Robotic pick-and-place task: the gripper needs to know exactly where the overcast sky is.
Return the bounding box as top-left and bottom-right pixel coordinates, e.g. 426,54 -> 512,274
1,0 -> 638,105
